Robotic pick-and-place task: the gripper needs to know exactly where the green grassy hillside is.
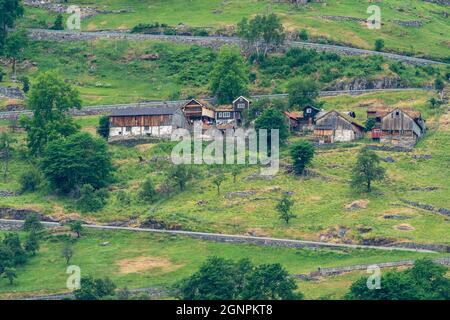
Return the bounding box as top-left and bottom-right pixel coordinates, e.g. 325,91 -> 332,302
20,0 -> 450,60
0,91 -> 447,245
0,39 -> 445,106
0,229 -> 443,299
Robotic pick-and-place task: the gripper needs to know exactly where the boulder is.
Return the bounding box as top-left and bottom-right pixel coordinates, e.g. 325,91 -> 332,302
140,53 -> 160,61
345,199 -> 369,210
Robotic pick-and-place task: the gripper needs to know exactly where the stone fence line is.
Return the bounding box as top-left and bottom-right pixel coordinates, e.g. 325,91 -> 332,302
0,218 -> 440,253
0,88 -> 433,120
26,28 -> 447,65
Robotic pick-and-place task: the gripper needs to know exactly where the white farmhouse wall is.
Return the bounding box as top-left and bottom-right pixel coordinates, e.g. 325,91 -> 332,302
109,126 -> 173,138
334,129 -> 355,142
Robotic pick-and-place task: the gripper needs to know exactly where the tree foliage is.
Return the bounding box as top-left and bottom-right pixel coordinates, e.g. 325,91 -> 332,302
276,193 -> 296,225
19,167 -> 42,193
290,140 -> 314,175
77,184 -> 109,212
374,39 -> 385,52
23,213 -> 43,232
346,259 -> 450,300
0,131 -> 15,179
237,13 -> 285,57
0,0 -> 24,49
209,46 -> 249,104
74,276 -> 117,300
97,115 -> 110,139
351,147 -> 385,192
166,164 -> 196,191
139,178 -> 157,203
41,132 -> 113,194
4,28 -> 28,78
287,78 -> 320,108
254,107 -> 289,145
176,257 -> 301,300
21,72 -> 82,156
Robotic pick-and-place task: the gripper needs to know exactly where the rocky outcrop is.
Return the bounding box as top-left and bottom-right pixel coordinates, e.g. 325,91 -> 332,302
0,207 -> 57,222
422,0 -> 450,5
325,76 -> 405,91
0,87 -> 25,99
393,20 -> 424,27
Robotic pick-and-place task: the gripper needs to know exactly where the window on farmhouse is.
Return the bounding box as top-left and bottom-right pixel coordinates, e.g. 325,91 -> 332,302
237,103 -> 245,109
144,126 -> 149,131
223,112 -> 231,117
126,127 -> 131,132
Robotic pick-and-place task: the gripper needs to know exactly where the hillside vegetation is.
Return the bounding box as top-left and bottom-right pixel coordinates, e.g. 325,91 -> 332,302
0,39 -> 446,106
0,90 -> 448,246
20,0 -> 450,60
0,229 -> 443,299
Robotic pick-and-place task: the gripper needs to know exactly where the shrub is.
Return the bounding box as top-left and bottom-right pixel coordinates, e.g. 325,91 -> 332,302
97,115 -> 110,139
18,75 -> 30,93
138,178 -> 157,203
374,39 -> 385,52
298,29 -> 309,41
115,190 -> 131,206
19,167 -> 42,193
23,213 -> 43,232
77,184 -> 109,212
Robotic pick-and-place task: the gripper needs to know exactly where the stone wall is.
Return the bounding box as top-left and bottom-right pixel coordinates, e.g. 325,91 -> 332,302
293,257 -> 450,278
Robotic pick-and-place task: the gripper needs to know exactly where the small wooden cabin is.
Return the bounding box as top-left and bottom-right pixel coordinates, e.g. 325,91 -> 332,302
314,110 -> 364,143
182,99 -> 215,125
284,111 -> 303,131
215,106 -> 239,121
284,106 -> 321,131
367,106 -> 425,147
109,106 -> 187,139
379,108 -> 426,147
232,96 -> 251,111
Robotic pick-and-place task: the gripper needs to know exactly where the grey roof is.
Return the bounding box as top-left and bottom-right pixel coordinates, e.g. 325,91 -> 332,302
110,106 -> 180,117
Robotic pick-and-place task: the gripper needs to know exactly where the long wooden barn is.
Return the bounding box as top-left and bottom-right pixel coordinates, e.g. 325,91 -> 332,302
108,106 -> 188,139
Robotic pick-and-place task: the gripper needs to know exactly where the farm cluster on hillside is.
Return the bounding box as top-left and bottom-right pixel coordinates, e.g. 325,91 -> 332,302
0,0 -> 449,302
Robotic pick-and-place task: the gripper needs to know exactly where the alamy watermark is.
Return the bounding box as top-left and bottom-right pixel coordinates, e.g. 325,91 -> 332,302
366,265 -> 381,290
171,123 -> 279,175
66,265 -> 81,290
66,6 -> 81,30
367,5 -> 381,30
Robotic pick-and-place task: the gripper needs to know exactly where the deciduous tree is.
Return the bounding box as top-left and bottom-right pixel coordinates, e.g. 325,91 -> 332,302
209,46 -> 249,104
276,193 -> 296,225
290,140 -> 314,175
41,132 -> 113,194
351,147 -> 385,192
20,72 -> 81,156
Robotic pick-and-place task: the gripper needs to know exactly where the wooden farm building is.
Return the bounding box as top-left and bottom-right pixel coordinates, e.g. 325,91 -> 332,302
233,96 -> 251,111
367,106 -> 426,147
214,96 -> 251,129
108,106 -> 188,139
314,110 -> 364,143
285,105 -> 321,131
181,99 -> 215,125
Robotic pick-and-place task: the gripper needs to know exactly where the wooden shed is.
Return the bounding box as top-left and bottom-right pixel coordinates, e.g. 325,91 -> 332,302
379,108 -> 426,147
182,99 -> 215,125
108,106 -> 187,139
314,110 -> 364,143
